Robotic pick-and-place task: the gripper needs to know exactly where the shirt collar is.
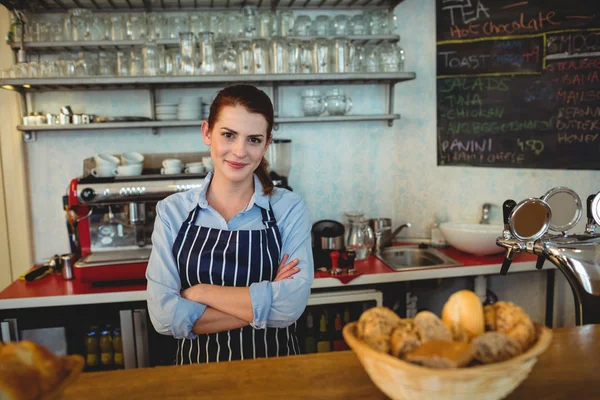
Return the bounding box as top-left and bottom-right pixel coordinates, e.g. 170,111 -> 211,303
194,171 -> 269,211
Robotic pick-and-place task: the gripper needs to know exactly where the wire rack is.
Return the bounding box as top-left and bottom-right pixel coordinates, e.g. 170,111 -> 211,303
10,0 -> 403,11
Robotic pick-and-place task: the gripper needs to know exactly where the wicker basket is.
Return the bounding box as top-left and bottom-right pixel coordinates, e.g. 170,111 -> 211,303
343,322 -> 553,400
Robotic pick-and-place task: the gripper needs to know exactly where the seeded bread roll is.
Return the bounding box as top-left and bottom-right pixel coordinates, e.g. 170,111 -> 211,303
357,307 -> 402,340
364,335 -> 393,354
406,340 -> 475,369
484,302 -> 537,351
442,290 -> 485,341
414,311 -> 453,343
484,303 -> 497,331
390,319 -> 420,358
473,332 -> 522,364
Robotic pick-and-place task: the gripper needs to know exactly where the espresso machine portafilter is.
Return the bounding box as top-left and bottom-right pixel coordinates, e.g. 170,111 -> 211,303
496,187 -> 600,325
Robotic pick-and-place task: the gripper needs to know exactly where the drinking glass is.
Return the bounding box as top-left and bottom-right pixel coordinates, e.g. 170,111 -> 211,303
189,13 -> 208,36
168,16 -> 189,39
270,37 -> 289,74
287,39 -> 301,73
143,40 -> 160,76
243,6 -> 258,38
258,11 -> 274,37
236,40 -> 253,75
313,38 -> 331,73
199,32 -> 216,74
71,9 -> 92,41
218,42 -> 238,74
252,38 -> 269,74
331,37 -> 351,73
298,41 -> 313,73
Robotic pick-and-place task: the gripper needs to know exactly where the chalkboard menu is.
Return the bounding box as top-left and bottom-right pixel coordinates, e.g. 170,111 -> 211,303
436,0 -> 600,169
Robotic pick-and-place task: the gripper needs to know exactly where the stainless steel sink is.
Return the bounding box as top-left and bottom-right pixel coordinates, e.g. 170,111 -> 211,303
376,246 -> 462,271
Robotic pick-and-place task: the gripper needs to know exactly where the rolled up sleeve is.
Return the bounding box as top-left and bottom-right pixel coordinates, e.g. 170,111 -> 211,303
249,197 -> 314,329
146,201 -> 206,339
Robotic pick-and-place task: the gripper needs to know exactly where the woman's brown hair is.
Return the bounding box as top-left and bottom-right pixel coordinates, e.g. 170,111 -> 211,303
207,84 -> 275,196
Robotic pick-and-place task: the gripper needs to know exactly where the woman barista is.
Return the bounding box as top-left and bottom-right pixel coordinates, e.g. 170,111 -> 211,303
146,85 -> 314,364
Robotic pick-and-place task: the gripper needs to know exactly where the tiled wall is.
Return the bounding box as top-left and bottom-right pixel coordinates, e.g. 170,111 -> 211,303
22,0 -> 598,325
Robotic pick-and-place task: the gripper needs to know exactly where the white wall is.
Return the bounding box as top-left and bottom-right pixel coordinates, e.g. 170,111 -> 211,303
7,1 -> 598,325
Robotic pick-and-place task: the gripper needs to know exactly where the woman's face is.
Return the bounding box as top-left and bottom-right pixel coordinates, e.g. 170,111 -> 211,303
202,105 -> 271,185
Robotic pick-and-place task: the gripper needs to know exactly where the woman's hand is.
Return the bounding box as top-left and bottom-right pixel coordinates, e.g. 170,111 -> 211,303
274,254 -> 300,282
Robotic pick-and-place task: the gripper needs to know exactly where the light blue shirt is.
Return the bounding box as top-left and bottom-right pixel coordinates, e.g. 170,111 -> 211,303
146,172 -> 314,340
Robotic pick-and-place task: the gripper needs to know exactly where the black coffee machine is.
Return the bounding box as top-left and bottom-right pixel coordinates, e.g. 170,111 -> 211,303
312,220 -> 346,270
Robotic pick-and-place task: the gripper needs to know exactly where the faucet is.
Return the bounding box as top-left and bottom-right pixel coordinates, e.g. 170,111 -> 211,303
496,192 -> 600,326
373,222 -> 411,255
480,203 -> 493,224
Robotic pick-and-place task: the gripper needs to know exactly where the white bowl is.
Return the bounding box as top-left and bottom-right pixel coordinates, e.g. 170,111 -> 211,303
439,222 -> 505,256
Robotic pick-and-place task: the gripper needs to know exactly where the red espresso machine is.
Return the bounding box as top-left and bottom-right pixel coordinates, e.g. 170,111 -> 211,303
67,172 -> 204,283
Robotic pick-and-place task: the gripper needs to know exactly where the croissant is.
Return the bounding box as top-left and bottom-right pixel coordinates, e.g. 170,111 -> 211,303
0,341 -> 84,400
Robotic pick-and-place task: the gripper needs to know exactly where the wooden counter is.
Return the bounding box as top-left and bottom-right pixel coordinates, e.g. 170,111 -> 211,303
64,325 -> 600,400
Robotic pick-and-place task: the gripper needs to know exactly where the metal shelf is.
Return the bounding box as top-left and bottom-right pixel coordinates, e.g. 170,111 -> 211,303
11,35 -> 401,53
5,0 -> 406,12
18,114 -> 400,132
0,72 -> 416,91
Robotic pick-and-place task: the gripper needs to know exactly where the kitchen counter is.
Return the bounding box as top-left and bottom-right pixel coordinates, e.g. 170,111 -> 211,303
62,325 -> 600,399
0,248 -> 539,310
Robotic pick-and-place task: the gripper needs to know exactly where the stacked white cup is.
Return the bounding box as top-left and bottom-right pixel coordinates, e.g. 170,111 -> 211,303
92,153 -> 120,177
202,156 -> 214,172
161,159 -> 182,174
115,152 -> 145,176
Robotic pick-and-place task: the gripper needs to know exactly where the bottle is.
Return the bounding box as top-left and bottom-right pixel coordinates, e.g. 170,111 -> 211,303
316,311 -> 330,353
85,325 -> 99,370
112,328 -> 123,368
343,307 -> 351,326
332,312 -> 347,351
99,326 -> 114,368
304,312 -> 316,354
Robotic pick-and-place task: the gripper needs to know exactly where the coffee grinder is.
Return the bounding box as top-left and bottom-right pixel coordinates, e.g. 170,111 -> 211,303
266,139 -> 292,191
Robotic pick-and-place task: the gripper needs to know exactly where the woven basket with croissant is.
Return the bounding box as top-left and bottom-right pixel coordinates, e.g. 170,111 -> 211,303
0,340 -> 84,400
342,290 -> 553,400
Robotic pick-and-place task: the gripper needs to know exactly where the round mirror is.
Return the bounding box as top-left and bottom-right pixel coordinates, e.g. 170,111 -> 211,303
592,192 -> 600,227
509,198 -> 552,240
541,187 -> 582,233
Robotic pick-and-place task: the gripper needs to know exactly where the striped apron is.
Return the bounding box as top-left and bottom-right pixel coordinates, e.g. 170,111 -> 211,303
172,203 -> 300,364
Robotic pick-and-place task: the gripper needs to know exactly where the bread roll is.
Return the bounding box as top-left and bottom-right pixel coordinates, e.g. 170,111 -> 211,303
442,290 -> 485,341
0,341 -> 84,400
406,340 -> 475,369
414,311 -> 452,343
485,301 -> 537,351
390,319 -> 420,358
357,307 -> 402,340
363,335 -> 393,354
473,332 -> 522,364
484,304 -> 497,331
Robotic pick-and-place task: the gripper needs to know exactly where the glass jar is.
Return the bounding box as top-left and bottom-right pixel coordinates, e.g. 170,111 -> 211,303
111,14 -> 127,40
350,14 -> 370,35
218,42 -> 238,74
301,89 -> 325,116
243,5 -> 258,38
344,212 -> 374,260
293,15 -> 312,36
258,11 -> 274,37
311,15 -> 330,36
223,12 -> 242,37
70,9 -> 92,41
189,13 -> 208,36
127,13 -> 147,40
325,88 -> 352,115
147,13 -> 165,39
169,15 -> 189,39
329,15 -> 350,36
276,11 -> 294,36
287,39 -> 301,74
